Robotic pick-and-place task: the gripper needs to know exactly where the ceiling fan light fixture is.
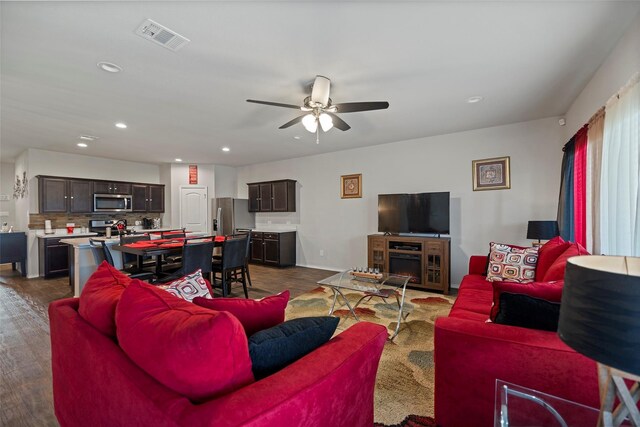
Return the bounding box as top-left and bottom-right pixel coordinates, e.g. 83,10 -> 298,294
311,75 -> 331,106
302,114 -> 318,133
319,113 -> 333,132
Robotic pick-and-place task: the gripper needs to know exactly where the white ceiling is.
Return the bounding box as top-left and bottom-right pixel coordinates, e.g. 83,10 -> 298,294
1,1 -> 639,166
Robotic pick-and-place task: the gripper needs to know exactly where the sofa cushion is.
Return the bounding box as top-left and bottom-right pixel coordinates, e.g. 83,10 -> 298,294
542,243 -> 590,282
115,280 -> 254,402
493,293 -> 561,332
78,261 -> 132,337
158,269 -> 212,302
486,242 -> 538,283
535,237 -> 572,281
248,316 -> 339,379
489,280 -> 564,322
193,290 -> 290,336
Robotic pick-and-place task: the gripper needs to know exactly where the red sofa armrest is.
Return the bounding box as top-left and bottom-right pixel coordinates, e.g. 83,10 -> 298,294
179,322 -> 388,427
434,316 -> 599,427
469,255 -> 488,275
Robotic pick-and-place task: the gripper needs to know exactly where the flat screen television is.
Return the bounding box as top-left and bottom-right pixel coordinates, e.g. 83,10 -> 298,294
378,192 -> 450,234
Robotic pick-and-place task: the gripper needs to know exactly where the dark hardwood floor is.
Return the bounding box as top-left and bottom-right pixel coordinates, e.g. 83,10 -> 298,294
0,263 -> 334,427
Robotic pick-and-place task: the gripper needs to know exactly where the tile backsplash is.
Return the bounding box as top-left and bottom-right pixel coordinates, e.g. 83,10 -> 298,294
28,213 -> 162,229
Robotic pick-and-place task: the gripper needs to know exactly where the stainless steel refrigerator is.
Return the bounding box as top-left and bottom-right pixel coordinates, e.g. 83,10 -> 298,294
212,198 -> 255,236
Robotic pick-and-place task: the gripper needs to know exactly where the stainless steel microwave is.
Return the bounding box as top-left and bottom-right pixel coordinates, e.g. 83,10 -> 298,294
93,194 -> 132,212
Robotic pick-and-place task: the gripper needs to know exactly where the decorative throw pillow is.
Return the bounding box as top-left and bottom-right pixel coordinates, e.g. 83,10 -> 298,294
542,243 -> 590,282
535,236 -> 572,281
78,261 -> 132,337
493,293 -> 561,332
486,242 -> 539,283
115,280 -> 254,402
489,280 -> 564,322
193,290 -> 290,336
248,316 -> 339,379
158,269 -> 212,302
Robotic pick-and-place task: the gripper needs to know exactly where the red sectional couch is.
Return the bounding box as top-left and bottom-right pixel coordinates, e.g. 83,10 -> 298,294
434,255 -> 600,427
49,264 -> 388,427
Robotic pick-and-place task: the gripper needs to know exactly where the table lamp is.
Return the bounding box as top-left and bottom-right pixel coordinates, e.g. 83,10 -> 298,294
558,255 -> 640,426
527,220 -> 559,245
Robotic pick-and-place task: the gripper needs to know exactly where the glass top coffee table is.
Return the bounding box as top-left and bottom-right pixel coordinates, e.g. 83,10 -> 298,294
495,380 -> 605,427
317,270 -> 412,340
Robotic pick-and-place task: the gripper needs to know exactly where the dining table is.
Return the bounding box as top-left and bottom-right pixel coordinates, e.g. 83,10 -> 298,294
111,235 -> 226,277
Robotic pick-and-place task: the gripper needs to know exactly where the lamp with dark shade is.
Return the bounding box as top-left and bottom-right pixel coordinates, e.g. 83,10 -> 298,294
526,220 -> 559,245
558,255 -> 640,426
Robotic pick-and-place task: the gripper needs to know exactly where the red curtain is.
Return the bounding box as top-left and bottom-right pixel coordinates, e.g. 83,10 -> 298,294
572,125 -> 588,247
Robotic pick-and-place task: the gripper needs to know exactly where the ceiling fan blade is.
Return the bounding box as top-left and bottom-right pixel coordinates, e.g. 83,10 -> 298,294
326,113 -> 351,131
246,99 -> 301,109
333,101 -> 389,113
279,115 -> 306,129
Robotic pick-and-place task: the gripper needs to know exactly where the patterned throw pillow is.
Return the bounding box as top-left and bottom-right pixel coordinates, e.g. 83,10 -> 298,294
159,269 -> 212,302
486,242 -> 539,283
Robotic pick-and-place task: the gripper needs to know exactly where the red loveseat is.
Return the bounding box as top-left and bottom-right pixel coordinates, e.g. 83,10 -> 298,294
434,254 -> 600,427
50,296 -> 387,427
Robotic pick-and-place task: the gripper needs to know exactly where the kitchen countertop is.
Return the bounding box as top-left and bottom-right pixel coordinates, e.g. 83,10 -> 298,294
36,232 -> 98,239
252,228 -> 297,233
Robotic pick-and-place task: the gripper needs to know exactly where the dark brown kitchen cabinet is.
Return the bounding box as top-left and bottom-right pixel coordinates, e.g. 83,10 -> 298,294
131,184 -> 148,212
148,185 -> 164,212
38,236 -> 84,278
93,181 -> 131,194
247,180 -> 296,212
69,180 -> 93,213
250,231 -> 296,267
39,177 -> 68,213
132,184 -> 164,212
248,184 -> 261,212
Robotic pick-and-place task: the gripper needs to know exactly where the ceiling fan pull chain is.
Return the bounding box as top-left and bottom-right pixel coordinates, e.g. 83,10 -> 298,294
316,128 -> 320,144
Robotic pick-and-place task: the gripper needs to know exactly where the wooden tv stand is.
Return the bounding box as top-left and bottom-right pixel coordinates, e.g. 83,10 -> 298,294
367,234 -> 450,294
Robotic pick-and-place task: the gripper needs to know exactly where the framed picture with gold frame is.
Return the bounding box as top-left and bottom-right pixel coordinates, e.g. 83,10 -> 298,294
472,156 -> 511,191
340,174 -> 362,199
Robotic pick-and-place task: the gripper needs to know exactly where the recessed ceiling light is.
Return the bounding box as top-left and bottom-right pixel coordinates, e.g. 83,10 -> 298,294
293,136 -> 301,140
97,62 -> 122,73
115,122 -> 127,129
221,147 -> 230,152
467,96 -> 484,104
79,135 -> 98,141
175,158 -> 183,162
77,142 -> 88,148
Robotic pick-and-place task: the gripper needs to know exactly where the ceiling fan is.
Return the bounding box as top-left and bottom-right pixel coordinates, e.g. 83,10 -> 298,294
247,75 -> 389,143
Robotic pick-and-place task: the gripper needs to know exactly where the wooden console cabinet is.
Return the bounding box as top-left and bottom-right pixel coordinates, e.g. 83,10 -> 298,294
367,234 -> 450,294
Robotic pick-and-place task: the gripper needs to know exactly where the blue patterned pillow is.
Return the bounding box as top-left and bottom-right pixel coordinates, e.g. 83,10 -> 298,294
248,316 -> 339,379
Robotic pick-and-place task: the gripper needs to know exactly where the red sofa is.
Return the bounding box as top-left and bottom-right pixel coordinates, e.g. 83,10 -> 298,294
49,297 -> 387,427
434,255 -> 600,427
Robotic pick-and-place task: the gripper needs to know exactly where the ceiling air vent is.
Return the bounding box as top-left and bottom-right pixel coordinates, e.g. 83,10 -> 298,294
135,19 -> 190,51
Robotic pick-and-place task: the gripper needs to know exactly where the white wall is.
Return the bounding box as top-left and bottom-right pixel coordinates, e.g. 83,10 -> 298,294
564,11 -> 640,137
214,165 -> 238,198
0,162 -> 16,227
237,117 -> 564,286
27,148 -> 160,183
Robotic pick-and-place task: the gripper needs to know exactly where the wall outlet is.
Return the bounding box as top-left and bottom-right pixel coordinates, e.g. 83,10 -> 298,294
319,249 -> 325,256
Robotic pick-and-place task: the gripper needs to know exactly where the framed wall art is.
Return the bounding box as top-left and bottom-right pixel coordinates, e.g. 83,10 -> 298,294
472,156 -> 511,191
340,174 -> 362,199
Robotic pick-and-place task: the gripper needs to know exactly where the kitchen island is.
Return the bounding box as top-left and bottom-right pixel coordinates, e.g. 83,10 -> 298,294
63,231 -> 208,296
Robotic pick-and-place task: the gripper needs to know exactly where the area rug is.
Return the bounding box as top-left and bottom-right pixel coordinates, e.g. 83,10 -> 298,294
285,286 -> 456,426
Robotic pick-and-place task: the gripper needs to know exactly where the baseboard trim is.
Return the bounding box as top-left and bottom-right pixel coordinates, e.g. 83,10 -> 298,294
294,263 -> 342,272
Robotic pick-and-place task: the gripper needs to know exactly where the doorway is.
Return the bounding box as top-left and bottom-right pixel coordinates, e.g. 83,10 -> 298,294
179,186 -> 208,233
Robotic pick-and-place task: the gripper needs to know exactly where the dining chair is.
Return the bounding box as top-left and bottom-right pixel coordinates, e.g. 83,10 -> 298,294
155,238 -> 215,284
211,234 -> 249,298
225,232 -> 253,288
162,229 -> 187,265
89,239 -> 154,281
119,234 -> 153,270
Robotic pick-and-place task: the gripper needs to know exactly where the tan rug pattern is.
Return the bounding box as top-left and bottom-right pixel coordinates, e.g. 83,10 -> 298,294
285,286 -> 456,425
